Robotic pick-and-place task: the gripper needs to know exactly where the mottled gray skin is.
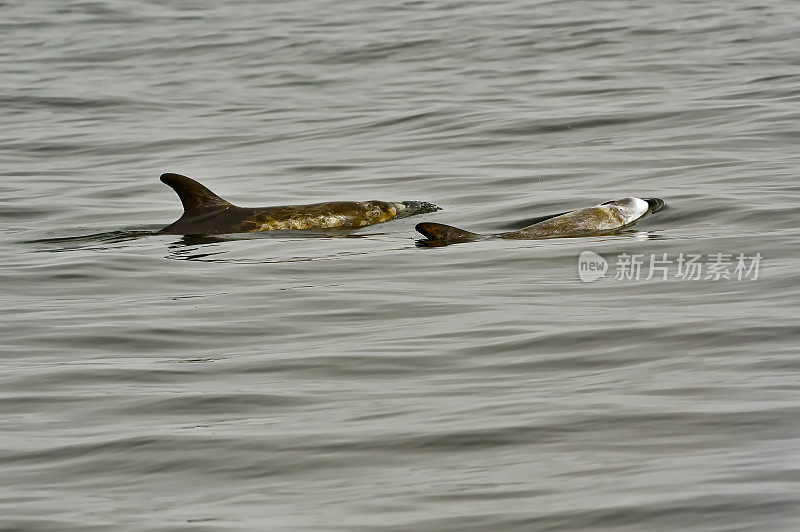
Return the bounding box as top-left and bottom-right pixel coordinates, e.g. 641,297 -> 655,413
416,197 -> 665,244
159,173 -> 432,235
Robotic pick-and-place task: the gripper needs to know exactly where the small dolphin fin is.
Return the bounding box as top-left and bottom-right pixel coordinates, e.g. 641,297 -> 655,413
415,222 -> 481,241
160,173 -> 233,217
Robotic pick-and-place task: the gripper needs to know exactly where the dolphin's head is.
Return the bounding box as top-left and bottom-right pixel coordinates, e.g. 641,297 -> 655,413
598,197 -> 661,224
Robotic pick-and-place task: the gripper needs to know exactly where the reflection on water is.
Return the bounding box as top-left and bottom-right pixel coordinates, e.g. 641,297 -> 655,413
24,230 -> 155,247
163,239 -> 416,264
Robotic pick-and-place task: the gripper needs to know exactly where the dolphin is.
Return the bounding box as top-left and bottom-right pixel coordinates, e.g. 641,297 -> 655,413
415,197 -> 665,244
159,173 -> 438,235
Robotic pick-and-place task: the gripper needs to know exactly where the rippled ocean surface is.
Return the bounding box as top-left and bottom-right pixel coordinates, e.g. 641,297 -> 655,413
3,1 -> 799,530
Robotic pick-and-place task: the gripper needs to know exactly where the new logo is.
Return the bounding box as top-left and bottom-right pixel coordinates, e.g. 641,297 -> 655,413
578,250 -> 608,282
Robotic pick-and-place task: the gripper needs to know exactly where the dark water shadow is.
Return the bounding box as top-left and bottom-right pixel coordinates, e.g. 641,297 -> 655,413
168,228 -> 373,247
163,228 -> 404,264
22,226 -> 376,251
23,230 -> 157,252
165,242 -> 410,265
18,222 -> 409,264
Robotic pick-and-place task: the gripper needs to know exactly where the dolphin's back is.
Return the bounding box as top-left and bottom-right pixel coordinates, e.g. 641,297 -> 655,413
505,206 -> 627,239
414,197 -> 661,244
159,173 -> 430,235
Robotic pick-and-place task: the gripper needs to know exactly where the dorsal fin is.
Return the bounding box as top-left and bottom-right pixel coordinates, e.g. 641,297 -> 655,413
160,173 -> 233,217
415,222 -> 480,241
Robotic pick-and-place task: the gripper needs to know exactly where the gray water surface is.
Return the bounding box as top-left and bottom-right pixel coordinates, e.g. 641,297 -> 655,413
2,1 -> 799,530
